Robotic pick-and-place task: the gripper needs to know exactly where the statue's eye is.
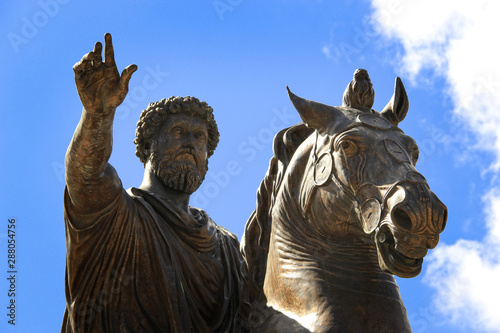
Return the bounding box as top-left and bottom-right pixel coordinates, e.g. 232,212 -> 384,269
171,126 -> 182,136
340,140 -> 358,156
195,131 -> 206,141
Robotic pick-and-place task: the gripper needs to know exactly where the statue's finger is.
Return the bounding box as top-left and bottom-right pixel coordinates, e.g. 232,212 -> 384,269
82,53 -> 95,72
73,60 -> 84,73
119,64 -> 138,91
93,43 -> 102,68
73,60 -> 89,82
93,42 -> 102,56
93,54 -> 102,68
83,52 -> 95,62
74,50 -> 91,73
104,33 -> 115,65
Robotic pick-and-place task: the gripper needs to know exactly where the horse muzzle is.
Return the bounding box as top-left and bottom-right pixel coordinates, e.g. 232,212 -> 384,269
370,176 -> 448,278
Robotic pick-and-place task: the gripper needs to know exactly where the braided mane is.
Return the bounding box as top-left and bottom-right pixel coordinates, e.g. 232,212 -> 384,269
241,123 -> 314,302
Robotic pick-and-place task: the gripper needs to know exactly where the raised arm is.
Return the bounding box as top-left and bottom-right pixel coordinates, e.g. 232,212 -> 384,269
65,33 -> 137,217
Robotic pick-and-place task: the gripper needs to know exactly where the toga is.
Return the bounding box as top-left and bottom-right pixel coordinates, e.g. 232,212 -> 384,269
62,186 -> 248,332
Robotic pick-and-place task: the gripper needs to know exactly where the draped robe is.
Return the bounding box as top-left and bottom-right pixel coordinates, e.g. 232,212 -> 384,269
62,187 -> 248,332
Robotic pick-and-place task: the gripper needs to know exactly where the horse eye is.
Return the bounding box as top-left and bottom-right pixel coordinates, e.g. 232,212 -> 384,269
340,140 -> 358,156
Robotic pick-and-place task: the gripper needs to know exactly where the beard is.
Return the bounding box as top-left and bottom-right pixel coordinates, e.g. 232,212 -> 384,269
150,149 -> 207,194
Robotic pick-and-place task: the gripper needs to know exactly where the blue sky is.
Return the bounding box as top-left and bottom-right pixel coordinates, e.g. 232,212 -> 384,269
1,0 -> 499,332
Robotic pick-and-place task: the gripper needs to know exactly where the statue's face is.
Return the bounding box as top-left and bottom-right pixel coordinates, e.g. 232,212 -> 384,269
149,113 -> 209,194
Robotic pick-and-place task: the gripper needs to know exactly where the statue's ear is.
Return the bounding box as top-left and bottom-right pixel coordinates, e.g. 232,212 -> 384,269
143,140 -> 157,164
287,86 -> 345,133
144,142 -> 151,156
381,77 -> 409,126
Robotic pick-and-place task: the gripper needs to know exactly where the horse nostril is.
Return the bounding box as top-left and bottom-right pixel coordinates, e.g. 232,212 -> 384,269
392,207 -> 412,230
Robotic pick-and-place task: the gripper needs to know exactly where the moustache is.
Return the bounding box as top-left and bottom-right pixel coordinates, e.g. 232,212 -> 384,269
163,148 -> 199,167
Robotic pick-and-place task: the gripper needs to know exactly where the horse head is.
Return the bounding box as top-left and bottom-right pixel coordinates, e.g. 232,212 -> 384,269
286,69 -> 447,278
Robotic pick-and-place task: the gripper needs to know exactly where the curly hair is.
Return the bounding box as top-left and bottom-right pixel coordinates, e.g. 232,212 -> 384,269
134,96 -> 220,164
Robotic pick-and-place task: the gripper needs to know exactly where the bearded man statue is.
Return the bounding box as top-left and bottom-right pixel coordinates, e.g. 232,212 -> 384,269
62,33 -> 248,333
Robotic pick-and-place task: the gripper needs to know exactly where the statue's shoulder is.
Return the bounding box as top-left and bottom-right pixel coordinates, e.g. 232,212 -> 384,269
126,187 -> 169,207
216,223 -> 240,243
187,206 -> 238,240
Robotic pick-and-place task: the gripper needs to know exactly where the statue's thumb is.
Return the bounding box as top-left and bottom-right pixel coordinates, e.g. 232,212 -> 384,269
120,64 -> 138,91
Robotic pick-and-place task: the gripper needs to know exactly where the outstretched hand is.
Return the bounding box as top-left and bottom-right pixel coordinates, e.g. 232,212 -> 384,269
73,33 -> 137,113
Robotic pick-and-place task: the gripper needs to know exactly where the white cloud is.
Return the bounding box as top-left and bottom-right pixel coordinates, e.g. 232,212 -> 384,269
371,0 -> 500,165
370,0 -> 500,332
425,190 -> 500,332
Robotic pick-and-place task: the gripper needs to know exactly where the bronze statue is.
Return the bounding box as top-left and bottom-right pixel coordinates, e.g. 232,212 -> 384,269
242,69 -> 448,332
63,33 -> 248,332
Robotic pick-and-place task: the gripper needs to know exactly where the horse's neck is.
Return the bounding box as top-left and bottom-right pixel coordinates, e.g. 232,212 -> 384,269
269,201 -> 395,286
263,151 -> 410,332
265,208 -> 410,332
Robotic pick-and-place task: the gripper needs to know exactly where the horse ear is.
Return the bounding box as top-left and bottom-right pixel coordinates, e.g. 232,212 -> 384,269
380,77 -> 409,126
287,86 -> 344,132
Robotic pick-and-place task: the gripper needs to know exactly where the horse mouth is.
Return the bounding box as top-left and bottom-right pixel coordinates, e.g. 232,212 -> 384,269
375,227 -> 423,278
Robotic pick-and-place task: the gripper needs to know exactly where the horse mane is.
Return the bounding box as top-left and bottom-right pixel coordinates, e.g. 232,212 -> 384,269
241,123 -> 315,302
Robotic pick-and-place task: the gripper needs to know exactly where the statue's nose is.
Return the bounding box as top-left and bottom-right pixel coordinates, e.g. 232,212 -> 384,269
182,132 -> 196,147
385,184 -> 447,235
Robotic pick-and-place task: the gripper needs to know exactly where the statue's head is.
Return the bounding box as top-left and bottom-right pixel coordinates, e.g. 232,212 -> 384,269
134,96 -> 220,194
286,70 -> 447,278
